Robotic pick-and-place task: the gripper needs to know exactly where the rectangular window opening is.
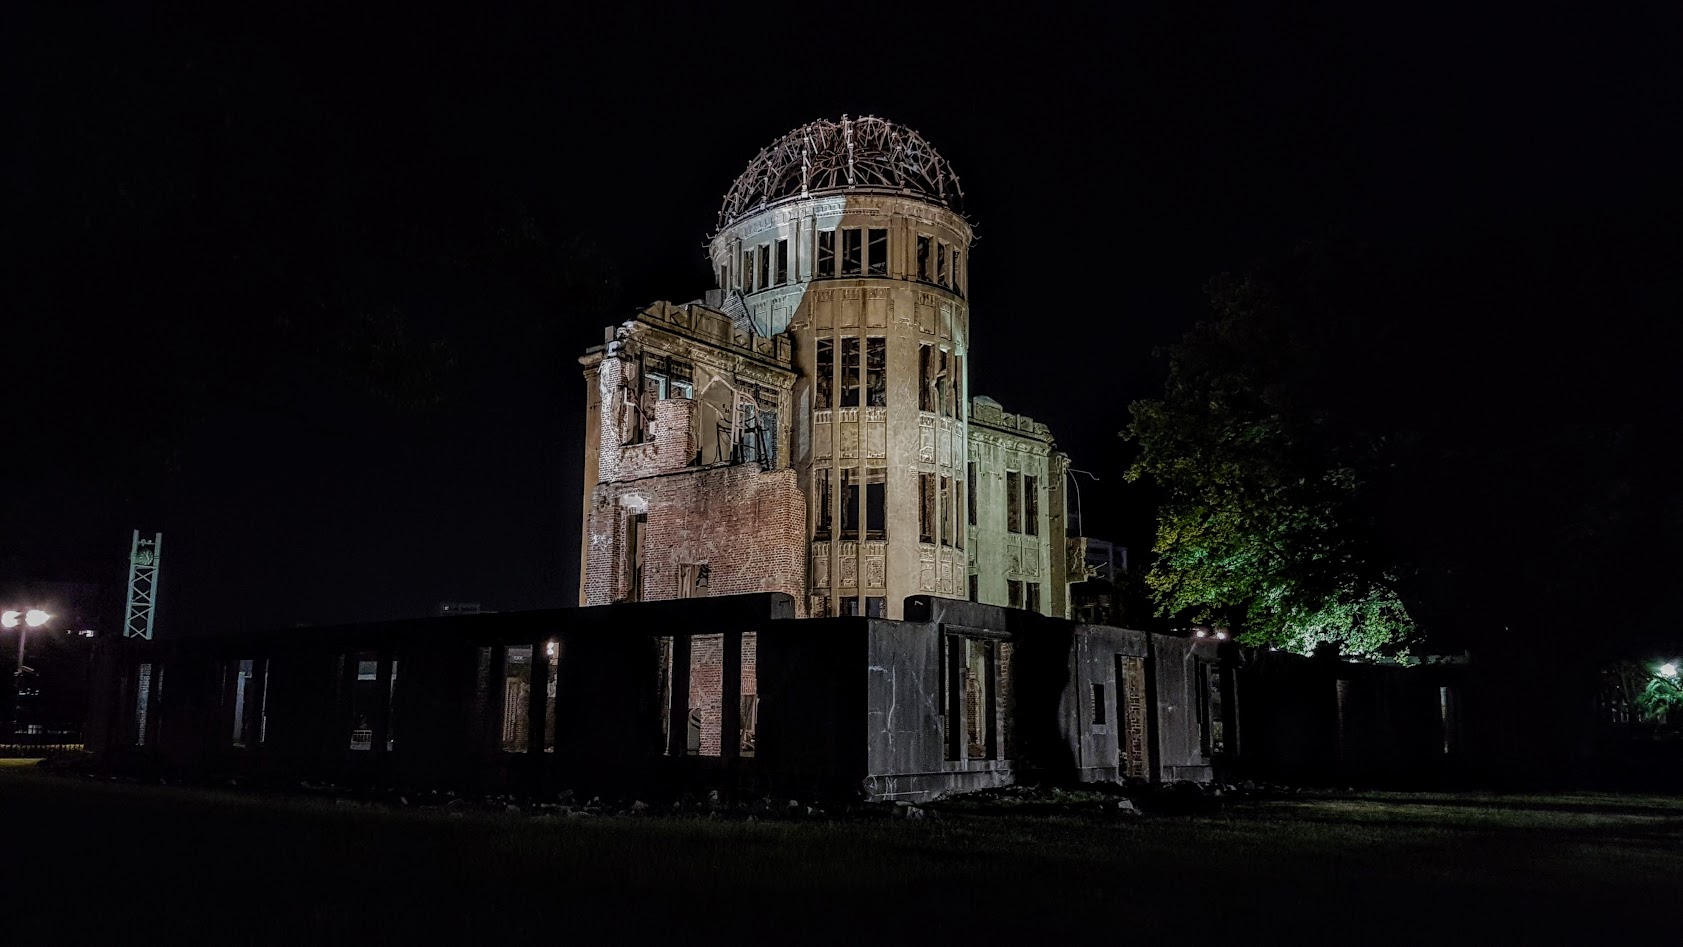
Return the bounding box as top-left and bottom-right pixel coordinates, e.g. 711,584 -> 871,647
688,635 -> 723,757
940,475 -> 953,547
817,230 -> 837,278
775,239 -> 789,284
919,472 -> 936,544
757,244 -> 770,290
919,345 -> 935,412
968,574 -> 979,602
1026,582 -> 1041,614
134,662 -> 153,746
865,337 -> 886,407
967,462 -> 978,526
231,658 -> 255,747
501,646 -> 534,753
740,633 -> 758,757
1093,683 -> 1107,725
815,468 -> 833,539
841,467 -> 861,540
841,228 -> 862,276
840,337 -> 861,407
865,466 -> 886,541
917,234 -> 932,281
937,240 -> 948,284
866,228 -> 888,276
1008,579 -> 1023,610
1006,471 -> 1022,533
1025,475 -> 1040,536
815,338 -> 834,410
348,652 -> 379,751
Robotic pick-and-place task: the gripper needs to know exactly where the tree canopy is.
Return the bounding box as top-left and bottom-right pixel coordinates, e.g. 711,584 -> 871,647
1126,229 -> 1681,662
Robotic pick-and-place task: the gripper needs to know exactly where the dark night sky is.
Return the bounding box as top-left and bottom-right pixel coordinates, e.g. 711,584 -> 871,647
4,4 -> 1678,634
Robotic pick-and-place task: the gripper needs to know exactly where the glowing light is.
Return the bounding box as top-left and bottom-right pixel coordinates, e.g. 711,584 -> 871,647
25,609 -> 48,627
1194,629 -> 1209,638
1,611 -> 17,628
546,641 -> 558,658
1661,663 -> 1679,679
1214,631 -> 1229,641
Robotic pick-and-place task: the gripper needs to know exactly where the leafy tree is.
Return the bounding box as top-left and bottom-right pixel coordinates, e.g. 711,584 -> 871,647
1126,233 -> 1681,665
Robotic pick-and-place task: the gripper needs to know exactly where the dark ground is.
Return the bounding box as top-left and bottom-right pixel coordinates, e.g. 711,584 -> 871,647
2,764 -> 1679,943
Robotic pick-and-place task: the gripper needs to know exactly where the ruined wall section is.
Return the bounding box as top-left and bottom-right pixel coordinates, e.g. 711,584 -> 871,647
967,398 -> 1063,617
584,463 -> 806,610
579,301 -> 803,612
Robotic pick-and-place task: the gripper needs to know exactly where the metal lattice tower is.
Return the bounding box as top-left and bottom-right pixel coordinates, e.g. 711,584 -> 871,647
123,530 -> 163,639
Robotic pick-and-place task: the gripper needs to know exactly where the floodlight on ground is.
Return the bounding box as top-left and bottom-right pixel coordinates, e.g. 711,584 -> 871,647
1,611 -> 17,628
25,609 -> 48,627
1214,631 -> 1229,641
1661,663 -> 1679,679
1194,629 -> 1209,638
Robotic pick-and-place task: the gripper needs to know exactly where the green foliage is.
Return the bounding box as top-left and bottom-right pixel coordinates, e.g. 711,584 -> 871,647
1125,255 -> 1414,655
1634,674 -> 1683,724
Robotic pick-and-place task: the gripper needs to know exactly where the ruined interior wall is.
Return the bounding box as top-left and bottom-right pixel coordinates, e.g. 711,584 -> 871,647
583,463 -> 806,612
1151,634 -> 1219,782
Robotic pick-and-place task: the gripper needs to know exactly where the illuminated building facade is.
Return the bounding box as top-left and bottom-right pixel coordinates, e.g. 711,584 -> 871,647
579,116 -> 1069,620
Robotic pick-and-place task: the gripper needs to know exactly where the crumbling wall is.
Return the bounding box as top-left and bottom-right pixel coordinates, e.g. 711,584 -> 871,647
583,463 -> 806,611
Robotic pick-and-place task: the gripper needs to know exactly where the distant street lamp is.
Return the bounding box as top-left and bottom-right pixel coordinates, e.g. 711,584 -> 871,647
3,608 -> 49,738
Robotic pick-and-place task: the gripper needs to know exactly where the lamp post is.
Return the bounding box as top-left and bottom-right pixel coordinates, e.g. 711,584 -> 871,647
2,609 -> 49,738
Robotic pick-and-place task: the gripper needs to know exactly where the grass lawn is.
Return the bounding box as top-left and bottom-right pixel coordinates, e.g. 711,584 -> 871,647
2,767 -> 1680,944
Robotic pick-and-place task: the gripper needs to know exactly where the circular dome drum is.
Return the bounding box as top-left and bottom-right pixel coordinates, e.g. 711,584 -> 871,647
717,116 -> 964,233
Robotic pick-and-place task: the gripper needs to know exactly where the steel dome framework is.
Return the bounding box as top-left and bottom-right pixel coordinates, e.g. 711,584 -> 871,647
717,116 -> 964,233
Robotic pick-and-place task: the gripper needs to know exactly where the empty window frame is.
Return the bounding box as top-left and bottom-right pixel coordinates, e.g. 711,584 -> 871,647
945,636 -> 996,761
919,344 -> 935,412
917,234 -> 933,281
968,574 -> 979,602
919,472 -> 936,544
865,337 -> 886,407
937,350 -> 954,418
815,338 -> 834,410
1008,579 -> 1023,609
775,239 -> 789,284
940,475 -> 953,546
841,228 -> 863,276
718,264 -> 728,290
687,634 -> 724,757
967,462 -> 978,526
627,512 -> 648,602
501,646 -> 534,753
840,337 -> 862,407
1026,582 -> 1041,614
815,468 -> 833,539
841,468 -> 860,539
1006,471 -> 1023,533
866,228 -> 888,276
1024,474 -> 1040,536
838,597 -> 860,617
866,597 -> 886,618
740,633 -> 759,757
742,249 -> 754,291
936,240 -> 948,284
657,636 -> 674,755
348,652 -> 380,751
952,250 -> 962,294
817,230 -> 837,278
230,659 -> 260,747
1092,683 -> 1107,725
1200,664 -> 1226,755
757,244 -> 770,290
865,466 -> 886,540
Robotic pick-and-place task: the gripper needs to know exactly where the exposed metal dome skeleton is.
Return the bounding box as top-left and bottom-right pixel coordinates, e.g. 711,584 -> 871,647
717,116 -> 964,233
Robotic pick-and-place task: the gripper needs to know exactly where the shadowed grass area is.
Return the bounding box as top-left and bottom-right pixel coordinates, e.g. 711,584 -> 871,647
2,768 -> 1679,944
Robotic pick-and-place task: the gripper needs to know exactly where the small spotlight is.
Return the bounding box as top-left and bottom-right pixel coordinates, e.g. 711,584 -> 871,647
1194,629 -> 1208,638
1662,663 -> 1679,679
1,611 -> 17,628
25,609 -> 49,627
1214,631 -> 1229,641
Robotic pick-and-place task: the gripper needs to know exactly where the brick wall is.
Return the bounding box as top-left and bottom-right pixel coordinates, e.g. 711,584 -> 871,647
583,463 -> 807,612
689,634 -> 723,757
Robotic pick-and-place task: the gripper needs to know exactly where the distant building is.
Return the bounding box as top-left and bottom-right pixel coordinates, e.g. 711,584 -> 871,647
1068,538 -> 1131,626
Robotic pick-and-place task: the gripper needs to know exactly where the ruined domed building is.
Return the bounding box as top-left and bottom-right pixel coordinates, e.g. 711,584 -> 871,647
579,116 -> 1071,620
88,119 -> 1471,806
